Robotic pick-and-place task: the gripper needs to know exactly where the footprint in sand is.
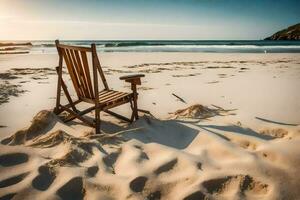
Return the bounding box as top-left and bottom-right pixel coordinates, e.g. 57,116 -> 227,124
0,153 -> 28,167
32,165 -> 56,191
86,166 -> 99,177
202,175 -> 268,196
259,128 -> 288,139
183,191 -> 206,200
237,140 -> 257,151
154,158 -> 178,175
133,145 -> 150,163
258,151 -> 277,162
196,162 -> 202,170
137,151 -> 149,163
129,176 -> 148,192
102,151 -> 120,170
56,177 -> 85,200
0,172 -> 29,188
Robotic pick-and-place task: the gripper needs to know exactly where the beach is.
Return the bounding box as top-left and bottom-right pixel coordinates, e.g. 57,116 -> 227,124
0,52 -> 300,199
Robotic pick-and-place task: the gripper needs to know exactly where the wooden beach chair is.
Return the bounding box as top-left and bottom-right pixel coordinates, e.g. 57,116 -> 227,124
53,40 -> 144,134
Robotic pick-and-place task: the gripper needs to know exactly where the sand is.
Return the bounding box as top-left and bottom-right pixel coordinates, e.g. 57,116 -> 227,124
0,52 -> 300,199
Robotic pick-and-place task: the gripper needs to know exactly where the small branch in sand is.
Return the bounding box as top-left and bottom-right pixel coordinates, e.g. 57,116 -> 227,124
172,93 -> 187,104
211,104 -> 237,112
211,104 -> 225,111
138,108 -> 156,118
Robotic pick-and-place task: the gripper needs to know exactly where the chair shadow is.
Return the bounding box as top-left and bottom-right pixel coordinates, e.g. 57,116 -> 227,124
66,114 -> 199,149
65,115 -> 277,151
192,123 -> 274,140
67,117 -> 125,134
70,115 -> 200,150
121,117 -> 200,149
255,117 -> 299,126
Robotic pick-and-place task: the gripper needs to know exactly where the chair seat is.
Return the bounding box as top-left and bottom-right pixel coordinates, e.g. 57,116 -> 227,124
98,90 -> 133,107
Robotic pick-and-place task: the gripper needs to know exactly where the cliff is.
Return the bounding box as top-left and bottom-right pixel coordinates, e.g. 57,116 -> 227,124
265,23 -> 300,40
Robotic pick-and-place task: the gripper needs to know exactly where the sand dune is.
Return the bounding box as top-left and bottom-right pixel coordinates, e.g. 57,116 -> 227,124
0,105 -> 299,200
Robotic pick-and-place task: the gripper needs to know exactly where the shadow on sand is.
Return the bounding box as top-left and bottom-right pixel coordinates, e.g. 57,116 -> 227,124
193,124 -> 274,140
255,117 -> 299,126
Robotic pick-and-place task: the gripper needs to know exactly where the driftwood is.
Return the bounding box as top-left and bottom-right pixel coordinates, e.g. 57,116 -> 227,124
172,93 -> 187,104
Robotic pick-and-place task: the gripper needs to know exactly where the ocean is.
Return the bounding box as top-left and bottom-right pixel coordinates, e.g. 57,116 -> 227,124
2,40 -> 300,54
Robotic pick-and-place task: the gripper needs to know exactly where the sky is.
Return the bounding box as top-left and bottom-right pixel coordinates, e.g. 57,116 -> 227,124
0,0 -> 299,40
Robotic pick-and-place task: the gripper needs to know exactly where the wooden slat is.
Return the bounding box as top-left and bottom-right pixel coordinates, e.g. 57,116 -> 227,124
74,50 -> 92,98
105,93 -> 132,104
64,48 -> 83,96
68,49 -> 88,97
102,98 -> 131,110
98,90 -> 116,99
61,48 -> 82,97
81,51 -> 94,98
57,44 -> 92,52
101,94 -> 131,107
81,90 -> 131,105
94,53 -> 109,90
70,49 -> 90,98
99,91 -> 121,100
100,92 -> 128,103
99,90 -> 109,96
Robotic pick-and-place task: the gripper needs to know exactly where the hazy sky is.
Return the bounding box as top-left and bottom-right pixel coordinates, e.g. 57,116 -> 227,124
0,0 -> 299,40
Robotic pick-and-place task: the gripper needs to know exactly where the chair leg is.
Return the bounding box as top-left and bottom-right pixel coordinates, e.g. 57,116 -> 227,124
133,96 -> 139,120
130,84 -> 139,121
129,100 -> 134,122
53,106 -> 61,115
95,108 -> 101,134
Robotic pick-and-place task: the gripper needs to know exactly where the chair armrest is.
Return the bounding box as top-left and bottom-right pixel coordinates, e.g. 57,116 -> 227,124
119,74 -> 145,85
119,74 -> 145,80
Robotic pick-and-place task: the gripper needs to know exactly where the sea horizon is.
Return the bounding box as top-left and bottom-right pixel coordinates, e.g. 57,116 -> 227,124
1,39 -> 300,54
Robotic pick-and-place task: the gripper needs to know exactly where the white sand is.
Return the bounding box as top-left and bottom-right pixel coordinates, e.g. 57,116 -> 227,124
0,52 -> 300,199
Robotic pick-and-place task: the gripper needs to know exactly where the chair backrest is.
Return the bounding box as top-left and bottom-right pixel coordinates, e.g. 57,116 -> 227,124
55,40 -> 108,101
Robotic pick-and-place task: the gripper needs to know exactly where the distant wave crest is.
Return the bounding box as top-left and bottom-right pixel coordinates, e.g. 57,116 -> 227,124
24,40 -> 300,54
